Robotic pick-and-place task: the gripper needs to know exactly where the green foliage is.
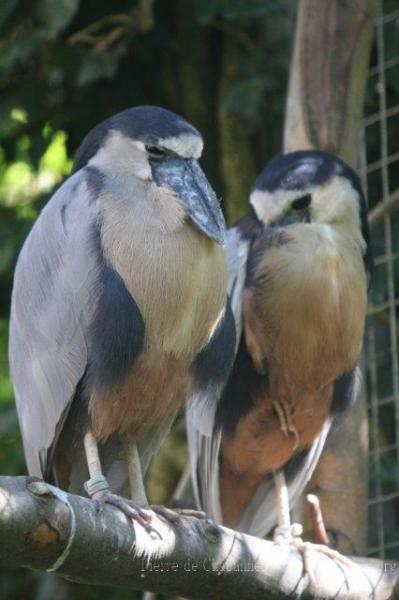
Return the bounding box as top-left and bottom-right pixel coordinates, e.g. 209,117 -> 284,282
0,319 -> 12,405
35,0 -> 80,38
0,0 -> 296,317
0,318 -> 22,476
193,0 -> 270,25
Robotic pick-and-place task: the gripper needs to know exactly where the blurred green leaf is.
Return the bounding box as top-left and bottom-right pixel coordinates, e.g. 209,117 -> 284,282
0,29 -> 43,74
0,129 -> 71,206
10,108 -> 28,125
0,0 -> 17,30
221,76 -> 268,131
192,0 -> 268,24
35,0 -> 80,38
0,161 -> 33,205
77,49 -> 124,86
39,130 -> 72,175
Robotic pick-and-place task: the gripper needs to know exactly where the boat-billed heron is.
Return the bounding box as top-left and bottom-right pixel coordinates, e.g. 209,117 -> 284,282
187,150 -> 372,541
10,105 -> 235,532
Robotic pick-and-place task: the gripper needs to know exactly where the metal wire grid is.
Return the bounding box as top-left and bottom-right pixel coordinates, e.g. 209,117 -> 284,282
360,1 -> 399,560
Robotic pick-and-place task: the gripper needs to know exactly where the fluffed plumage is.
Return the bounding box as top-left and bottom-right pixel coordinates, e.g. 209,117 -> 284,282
10,107 -> 232,516
187,150 -> 372,537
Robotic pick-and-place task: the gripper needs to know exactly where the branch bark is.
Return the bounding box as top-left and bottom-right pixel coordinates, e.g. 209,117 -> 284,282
284,0 -> 378,168
368,189 -> 399,229
0,477 -> 397,600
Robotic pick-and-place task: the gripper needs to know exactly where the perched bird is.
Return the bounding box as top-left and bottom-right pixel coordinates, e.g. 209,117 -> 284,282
187,150 -> 372,540
10,106 -> 234,531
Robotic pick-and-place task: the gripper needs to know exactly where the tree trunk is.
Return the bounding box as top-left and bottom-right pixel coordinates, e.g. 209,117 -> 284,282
219,34 -> 258,224
284,0 -> 378,554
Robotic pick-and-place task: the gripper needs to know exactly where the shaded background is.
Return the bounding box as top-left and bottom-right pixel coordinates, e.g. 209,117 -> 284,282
0,0 -> 398,598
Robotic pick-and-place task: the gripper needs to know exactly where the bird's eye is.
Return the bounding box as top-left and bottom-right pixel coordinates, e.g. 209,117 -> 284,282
145,145 -> 166,159
291,194 -> 311,210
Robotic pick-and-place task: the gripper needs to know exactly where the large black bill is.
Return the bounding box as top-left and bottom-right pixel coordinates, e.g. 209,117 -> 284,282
152,157 -> 226,245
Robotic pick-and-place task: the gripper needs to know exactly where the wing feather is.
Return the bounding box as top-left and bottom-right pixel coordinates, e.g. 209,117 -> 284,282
9,171 -> 100,477
235,421 -> 332,537
186,225 -> 249,516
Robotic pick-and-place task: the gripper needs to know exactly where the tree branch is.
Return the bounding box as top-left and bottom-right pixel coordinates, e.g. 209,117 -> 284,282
0,477 -> 397,599
368,189 -> 399,229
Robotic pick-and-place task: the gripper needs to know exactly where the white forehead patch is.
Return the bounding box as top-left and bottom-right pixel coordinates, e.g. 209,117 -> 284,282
250,188 -> 314,223
160,133 -> 203,159
90,131 -> 152,180
250,175 -> 365,247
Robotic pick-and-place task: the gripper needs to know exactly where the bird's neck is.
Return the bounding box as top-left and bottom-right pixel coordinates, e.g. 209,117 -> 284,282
98,187 -> 227,358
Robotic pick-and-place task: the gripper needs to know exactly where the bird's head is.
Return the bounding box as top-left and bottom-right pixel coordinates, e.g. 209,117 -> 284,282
72,106 -> 225,245
250,150 -> 369,249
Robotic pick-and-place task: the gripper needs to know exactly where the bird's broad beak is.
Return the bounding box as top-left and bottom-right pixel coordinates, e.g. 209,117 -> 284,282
152,158 -> 226,245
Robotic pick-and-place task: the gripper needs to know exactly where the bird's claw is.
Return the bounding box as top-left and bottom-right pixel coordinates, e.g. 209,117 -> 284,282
273,522 -> 303,543
84,472 -> 206,537
151,505 -> 207,527
91,491 -> 162,539
273,525 -> 354,587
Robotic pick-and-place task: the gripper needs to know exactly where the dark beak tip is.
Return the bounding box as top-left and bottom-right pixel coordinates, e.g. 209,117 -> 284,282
212,215 -> 227,247
214,231 -> 226,247
196,221 -> 225,246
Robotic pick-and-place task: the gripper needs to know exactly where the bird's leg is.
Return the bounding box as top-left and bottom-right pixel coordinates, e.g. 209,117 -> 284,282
306,493 -> 331,546
273,471 -> 303,543
83,430 -> 110,498
122,436 -> 148,506
83,430 -> 157,536
272,471 -> 354,585
122,434 -> 207,527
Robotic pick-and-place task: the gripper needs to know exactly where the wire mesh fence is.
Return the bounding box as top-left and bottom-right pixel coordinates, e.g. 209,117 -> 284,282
360,0 -> 399,560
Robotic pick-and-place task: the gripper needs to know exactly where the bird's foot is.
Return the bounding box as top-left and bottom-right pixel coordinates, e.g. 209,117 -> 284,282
273,521 -> 304,544
272,398 -> 299,449
99,493 -> 161,538
84,476 -> 160,538
273,523 -> 354,587
150,504 -> 207,528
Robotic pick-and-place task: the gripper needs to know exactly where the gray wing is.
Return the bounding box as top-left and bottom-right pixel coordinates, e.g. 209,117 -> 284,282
186,225 -> 249,518
9,171 -> 99,477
